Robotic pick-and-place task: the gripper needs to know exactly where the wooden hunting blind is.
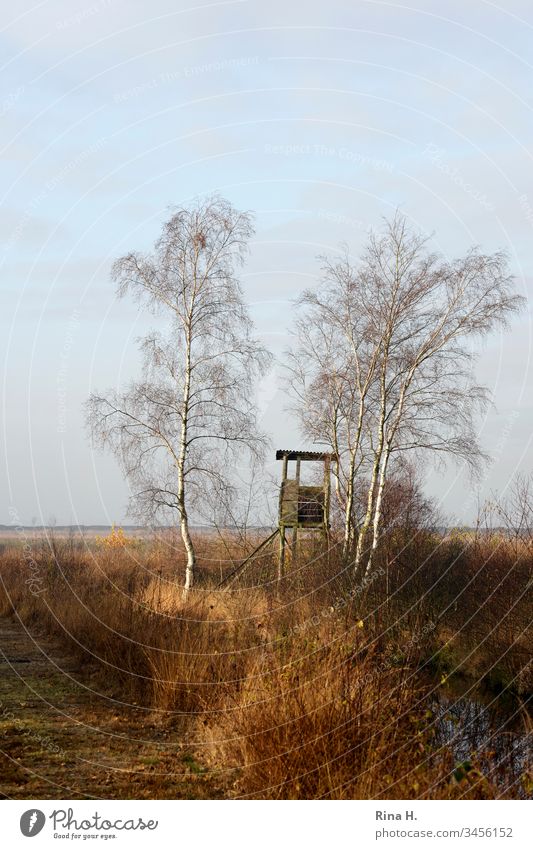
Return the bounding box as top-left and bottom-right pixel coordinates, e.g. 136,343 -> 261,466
277,449 -> 336,569
218,448 -> 337,588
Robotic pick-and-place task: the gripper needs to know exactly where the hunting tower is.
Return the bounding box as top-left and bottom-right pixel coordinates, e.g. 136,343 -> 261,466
276,449 -> 336,571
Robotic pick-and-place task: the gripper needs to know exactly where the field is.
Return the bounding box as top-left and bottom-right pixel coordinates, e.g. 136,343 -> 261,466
0,527 -> 531,799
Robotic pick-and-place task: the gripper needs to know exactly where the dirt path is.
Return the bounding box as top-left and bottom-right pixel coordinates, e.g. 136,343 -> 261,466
0,617 -> 226,799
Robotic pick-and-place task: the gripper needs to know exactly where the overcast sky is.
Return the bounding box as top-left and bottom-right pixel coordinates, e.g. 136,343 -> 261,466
2,0 -> 532,526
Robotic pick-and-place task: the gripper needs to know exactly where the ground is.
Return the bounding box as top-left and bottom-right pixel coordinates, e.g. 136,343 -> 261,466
0,618 -> 226,799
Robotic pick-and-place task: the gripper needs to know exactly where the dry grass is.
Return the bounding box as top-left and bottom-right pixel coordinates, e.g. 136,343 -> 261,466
0,531 -> 530,799
204,638 -> 452,799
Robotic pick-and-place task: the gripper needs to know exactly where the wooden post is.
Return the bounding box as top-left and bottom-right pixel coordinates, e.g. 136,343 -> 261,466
219,528 -> 280,589
291,458 -> 301,563
278,526 -> 286,581
278,453 -> 288,579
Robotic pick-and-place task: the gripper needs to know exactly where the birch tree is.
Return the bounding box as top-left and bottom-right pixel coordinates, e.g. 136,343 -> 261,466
86,196 -> 271,591
290,214 -> 524,578
286,251 -> 381,555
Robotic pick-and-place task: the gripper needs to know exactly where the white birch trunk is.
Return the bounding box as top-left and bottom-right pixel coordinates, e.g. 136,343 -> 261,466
364,443 -> 391,577
353,363 -> 387,577
342,452 -> 356,556
178,325 -> 196,593
343,396 -> 367,557
352,449 -> 380,576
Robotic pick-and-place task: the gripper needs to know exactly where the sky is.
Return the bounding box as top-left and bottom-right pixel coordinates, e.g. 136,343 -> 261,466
1,0 -> 532,526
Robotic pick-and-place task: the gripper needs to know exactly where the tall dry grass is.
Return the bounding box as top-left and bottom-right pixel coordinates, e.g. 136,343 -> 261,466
0,529 -> 530,799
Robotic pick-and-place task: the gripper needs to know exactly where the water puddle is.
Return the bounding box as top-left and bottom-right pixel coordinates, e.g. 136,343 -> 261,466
431,677 -> 531,797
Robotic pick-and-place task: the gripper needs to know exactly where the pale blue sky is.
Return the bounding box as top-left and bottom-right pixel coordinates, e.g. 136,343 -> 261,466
2,0 -> 532,525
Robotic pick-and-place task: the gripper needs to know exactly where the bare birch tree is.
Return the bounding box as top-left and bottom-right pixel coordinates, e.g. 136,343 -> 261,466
86,196 -> 271,591
286,251 -> 381,555
289,214 -> 524,578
